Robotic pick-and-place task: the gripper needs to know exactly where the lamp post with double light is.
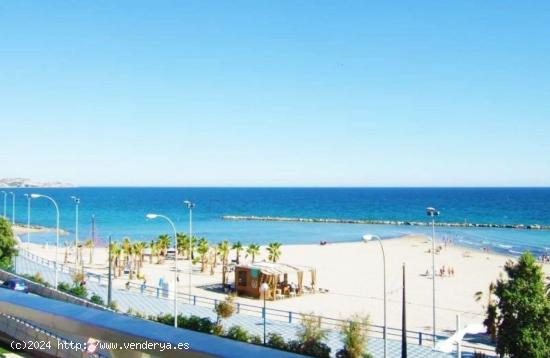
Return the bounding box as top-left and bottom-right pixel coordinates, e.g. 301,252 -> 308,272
146,213 -> 179,328
362,234 -> 387,358
9,192 -> 15,224
23,194 -> 31,247
260,282 -> 270,344
1,191 -> 7,219
426,206 -> 440,347
184,200 -> 195,303
71,196 -> 80,269
30,194 -> 60,288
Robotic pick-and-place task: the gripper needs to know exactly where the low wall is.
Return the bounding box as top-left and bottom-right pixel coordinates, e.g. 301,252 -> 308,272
0,269 -> 109,312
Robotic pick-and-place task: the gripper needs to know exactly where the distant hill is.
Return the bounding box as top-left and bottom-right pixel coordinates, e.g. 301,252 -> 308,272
0,178 -> 75,188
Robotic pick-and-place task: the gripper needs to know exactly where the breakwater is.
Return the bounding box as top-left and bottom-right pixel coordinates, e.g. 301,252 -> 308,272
222,215 -> 550,230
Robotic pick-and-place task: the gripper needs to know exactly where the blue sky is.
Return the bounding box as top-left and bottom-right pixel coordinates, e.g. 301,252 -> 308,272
1,1 -> 549,186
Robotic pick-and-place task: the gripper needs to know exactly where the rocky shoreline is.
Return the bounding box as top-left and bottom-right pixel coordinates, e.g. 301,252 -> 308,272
222,215 -> 550,230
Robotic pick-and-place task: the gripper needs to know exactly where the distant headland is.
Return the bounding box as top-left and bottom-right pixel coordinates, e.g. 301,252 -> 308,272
0,177 -> 75,188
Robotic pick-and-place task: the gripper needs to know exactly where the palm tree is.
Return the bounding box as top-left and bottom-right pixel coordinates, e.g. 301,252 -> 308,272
113,243 -> 122,277
133,242 -> 146,277
108,241 -> 116,276
197,238 -> 210,272
127,244 -> 136,280
474,281 -> 497,341
122,237 -> 131,266
150,241 -> 160,264
246,243 -> 260,263
176,233 -> 188,257
84,239 -> 94,265
267,242 -> 282,263
108,241 -> 120,278
157,234 -> 171,264
232,241 -> 243,264
217,240 -> 231,287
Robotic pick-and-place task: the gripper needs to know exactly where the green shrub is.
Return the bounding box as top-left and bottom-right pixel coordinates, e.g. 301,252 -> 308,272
90,293 -> 104,305
108,300 -> 119,312
180,315 -> 215,334
297,314 -> 328,343
215,295 -> 236,320
288,339 -> 331,358
156,313 -> 175,325
0,218 -> 17,269
226,326 -> 250,342
57,282 -> 87,299
213,324 -> 224,336
57,282 -> 71,292
22,272 -> 49,286
336,349 -> 373,358
250,335 -> 263,345
69,285 -> 88,298
339,315 -> 370,358
267,333 -> 288,350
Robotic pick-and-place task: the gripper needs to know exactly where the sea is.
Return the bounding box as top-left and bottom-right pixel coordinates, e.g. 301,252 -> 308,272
5,187 -> 550,257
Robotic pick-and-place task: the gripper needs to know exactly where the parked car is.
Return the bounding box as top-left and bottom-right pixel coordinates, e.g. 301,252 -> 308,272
1,279 -> 30,293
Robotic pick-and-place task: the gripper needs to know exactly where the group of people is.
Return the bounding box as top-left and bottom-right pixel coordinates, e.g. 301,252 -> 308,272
425,265 -> 456,278
439,265 -> 455,277
539,254 -> 550,263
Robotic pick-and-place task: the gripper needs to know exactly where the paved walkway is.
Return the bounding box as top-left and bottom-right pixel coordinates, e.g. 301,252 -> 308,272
15,255 -> 489,357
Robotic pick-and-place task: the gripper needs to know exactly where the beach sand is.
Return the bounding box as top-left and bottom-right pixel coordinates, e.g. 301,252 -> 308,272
21,236 -> 550,335
12,224 -> 68,236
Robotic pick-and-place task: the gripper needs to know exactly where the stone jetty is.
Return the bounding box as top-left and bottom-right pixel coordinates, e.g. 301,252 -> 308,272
222,215 -> 550,230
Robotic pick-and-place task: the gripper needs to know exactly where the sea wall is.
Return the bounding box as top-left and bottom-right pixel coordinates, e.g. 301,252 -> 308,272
222,215 -> 550,230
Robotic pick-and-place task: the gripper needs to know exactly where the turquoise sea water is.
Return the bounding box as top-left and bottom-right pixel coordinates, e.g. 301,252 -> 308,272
5,187 -> 550,256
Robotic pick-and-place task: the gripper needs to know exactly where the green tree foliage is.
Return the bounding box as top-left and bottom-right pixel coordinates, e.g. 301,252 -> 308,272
246,243 -> 260,263
337,315 -> 372,358
232,241 -> 243,264
267,333 -> 288,350
197,238 -> 210,272
267,242 -> 282,263
217,240 -> 231,287
226,325 -> 250,342
57,282 -> 88,299
494,252 -> 550,358
474,282 -> 498,341
90,293 -> 105,305
0,217 -> 17,269
288,313 -> 331,358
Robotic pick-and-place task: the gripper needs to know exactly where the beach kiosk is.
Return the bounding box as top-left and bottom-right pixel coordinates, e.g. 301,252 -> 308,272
234,261 -> 317,300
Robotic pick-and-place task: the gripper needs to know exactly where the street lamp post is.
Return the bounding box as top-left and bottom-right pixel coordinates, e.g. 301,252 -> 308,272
260,282 -> 270,344
108,235 -> 113,307
24,194 -> 31,247
1,191 -> 7,219
426,207 -> 440,348
31,194 -> 60,288
184,200 -> 195,304
71,196 -> 80,270
146,213 -> 179,328
9,192 -> 15,224
362,234 -> 387,358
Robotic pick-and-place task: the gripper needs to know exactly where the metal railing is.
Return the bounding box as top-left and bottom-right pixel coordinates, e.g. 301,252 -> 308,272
14,249 -> 496,357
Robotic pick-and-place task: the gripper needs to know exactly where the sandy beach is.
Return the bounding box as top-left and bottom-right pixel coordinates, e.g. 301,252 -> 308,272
12,224 -> 68,236
18,234 -> 549,336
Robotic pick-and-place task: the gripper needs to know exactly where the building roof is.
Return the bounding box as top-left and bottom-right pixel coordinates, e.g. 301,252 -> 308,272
237,261 -> 314,275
